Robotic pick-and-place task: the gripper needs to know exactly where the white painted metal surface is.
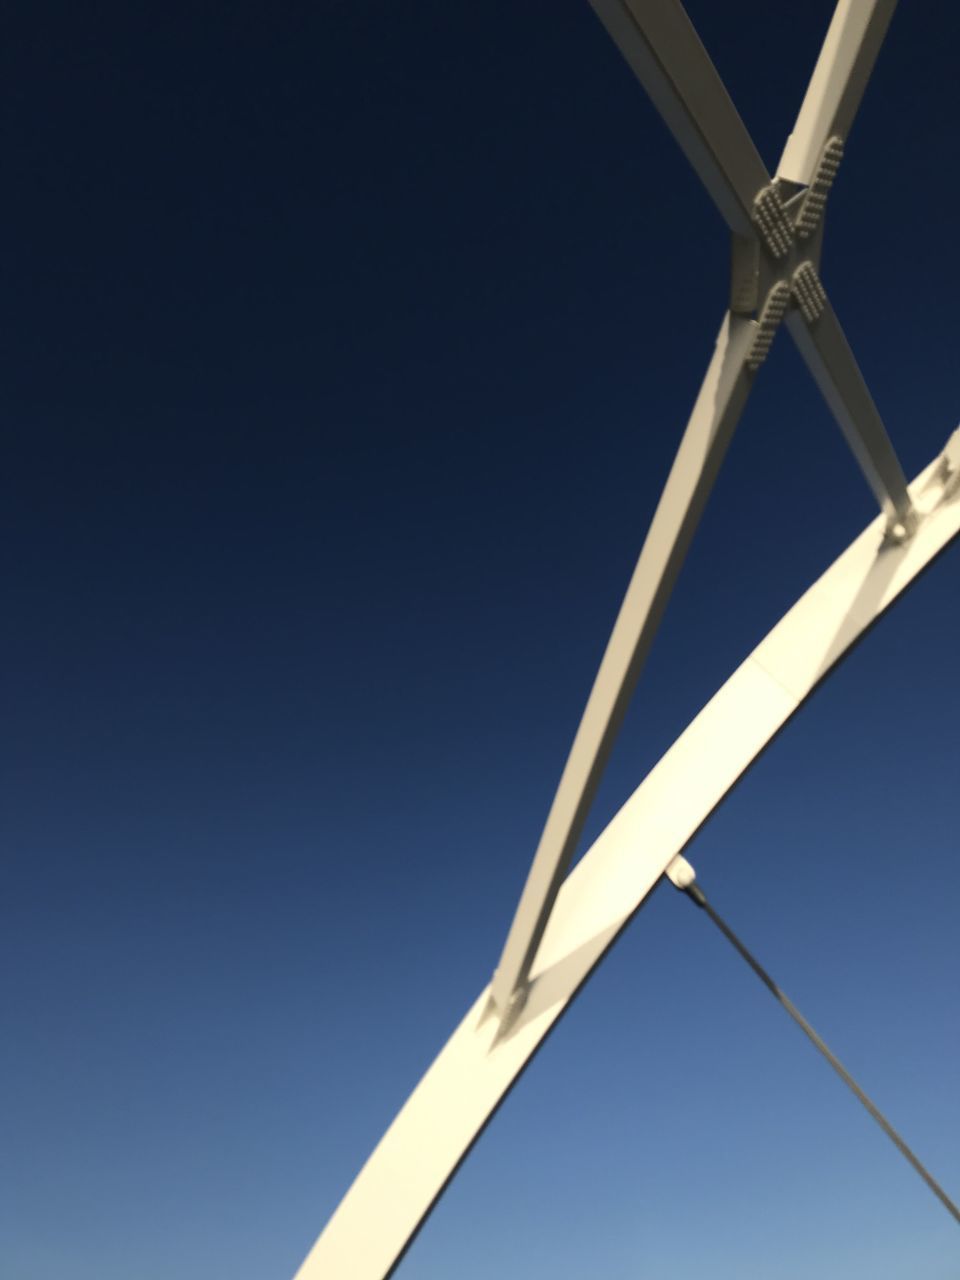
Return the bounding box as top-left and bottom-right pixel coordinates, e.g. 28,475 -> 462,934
586,0 -> 910,522
297,4 -> 956,1274
778,0 -> 898,186
785,302 -> 913,526
491,312 -> 755,1016
585,0 -> 768,234
491,0 -> 912,1018
295,439 -> 960,1280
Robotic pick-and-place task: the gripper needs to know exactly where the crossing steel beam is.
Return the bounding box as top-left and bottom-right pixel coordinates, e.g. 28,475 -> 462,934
297,5 -> 955,1276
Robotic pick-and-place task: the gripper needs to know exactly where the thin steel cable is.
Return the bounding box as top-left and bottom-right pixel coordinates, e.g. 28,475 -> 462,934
683,881 -> 960,1226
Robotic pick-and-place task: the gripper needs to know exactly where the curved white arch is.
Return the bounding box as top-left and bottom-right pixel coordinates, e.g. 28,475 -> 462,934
295,437 -> 960,1280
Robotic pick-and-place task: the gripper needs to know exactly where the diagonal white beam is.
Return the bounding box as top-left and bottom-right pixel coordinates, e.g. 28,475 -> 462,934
587,0 -> 769,234
490,312 -> 756,1016
786,301 -> 913,525
778,0 -> 899,185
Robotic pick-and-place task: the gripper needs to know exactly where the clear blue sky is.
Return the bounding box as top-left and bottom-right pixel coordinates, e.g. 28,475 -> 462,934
3,1 -> 958,1277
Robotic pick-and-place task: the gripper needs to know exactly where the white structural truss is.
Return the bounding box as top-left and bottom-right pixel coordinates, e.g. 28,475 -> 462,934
296,4 -> 959,1276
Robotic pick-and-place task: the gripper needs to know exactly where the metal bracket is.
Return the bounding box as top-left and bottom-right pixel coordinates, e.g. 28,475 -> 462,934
665,854 -> 697,890
730,234 -> 760,315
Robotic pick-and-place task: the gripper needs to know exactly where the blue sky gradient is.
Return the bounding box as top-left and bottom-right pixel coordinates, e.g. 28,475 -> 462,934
3,1 -> 958,1276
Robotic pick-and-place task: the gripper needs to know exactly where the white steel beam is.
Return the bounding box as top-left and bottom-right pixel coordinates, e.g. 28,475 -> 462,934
296,434 -> 960,1280
586,0 -> 768,235
493,0 -> 911,1015
587,0 -> 911,530
778,0 -> 899,186
786,302 -> 913,526
300,9 -> 937,1272
490,312 -> 756,1017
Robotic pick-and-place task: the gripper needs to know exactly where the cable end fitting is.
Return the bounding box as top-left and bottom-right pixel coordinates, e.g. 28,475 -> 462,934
684,881 -> 708,909
665,854 -> 707,907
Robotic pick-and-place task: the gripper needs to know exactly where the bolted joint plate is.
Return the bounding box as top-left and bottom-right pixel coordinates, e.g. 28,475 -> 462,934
751,184 -> 795,260
795,135 -> 844,240
746,280 -> 790,371
791,261 -> 828,323
742,138 -> 843,371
